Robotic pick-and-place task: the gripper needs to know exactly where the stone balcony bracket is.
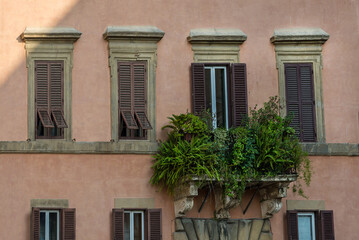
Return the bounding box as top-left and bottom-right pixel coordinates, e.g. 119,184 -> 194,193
173,175 -> 297,219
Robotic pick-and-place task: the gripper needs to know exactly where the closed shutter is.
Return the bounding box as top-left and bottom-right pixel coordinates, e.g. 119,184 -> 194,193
31,208 -> 40,240
287,210 -> 299,240
285,63 -> 316,142
147,209 -> 162,240
63,208 -> 76,240
113,209 -> 124,240
35,62 -> 54,128
231,63 -> 248,127
191,63 -> 206,115
320,210 -> 335,240
299,64 -> 316,142
133,62 -> 152,130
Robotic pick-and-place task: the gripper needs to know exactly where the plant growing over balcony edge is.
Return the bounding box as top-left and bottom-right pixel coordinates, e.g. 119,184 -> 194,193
150,96 -> 312,200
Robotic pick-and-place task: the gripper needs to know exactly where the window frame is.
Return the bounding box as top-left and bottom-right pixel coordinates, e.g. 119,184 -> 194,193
297,211 -> 318,240
104,26 -> 164,153
271,28 -> 329,143
124,210 -> 145,240
39,209 -> 60,240
22,27 -> 81,141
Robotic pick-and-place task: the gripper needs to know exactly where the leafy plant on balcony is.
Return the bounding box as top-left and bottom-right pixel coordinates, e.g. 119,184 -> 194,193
150,97 -> 312,199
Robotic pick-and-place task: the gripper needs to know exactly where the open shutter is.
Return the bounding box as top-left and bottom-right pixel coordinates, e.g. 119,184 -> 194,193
35,61 -> 54,128
231,63 -> 248,127
31,208 -> 40,240
49,62 -> 68,128
191,63 -> 206,115
287,210 -> 299,240
285,64 -> 301,140
133,62 -> 152,130
299,64 -> 316,142
320,210 -> 335,240
113,209 -> 124,240
118,62 -> 138,129
63,208 -> 76,240
147,209 -> 162,240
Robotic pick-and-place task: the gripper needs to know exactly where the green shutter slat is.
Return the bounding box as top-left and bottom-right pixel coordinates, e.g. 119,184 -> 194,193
231,63 -> 248,127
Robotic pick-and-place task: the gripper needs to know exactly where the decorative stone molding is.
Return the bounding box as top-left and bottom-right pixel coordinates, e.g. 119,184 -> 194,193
21,27 -> 81,141
173,175 -> 297,219
104,26 -> 164,152
174,218 -> 273,240
271,28 -> 329,143
188,28 -> 247,63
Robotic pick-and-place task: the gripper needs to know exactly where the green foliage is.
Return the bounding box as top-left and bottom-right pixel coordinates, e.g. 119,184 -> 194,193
151,97 -> 312,200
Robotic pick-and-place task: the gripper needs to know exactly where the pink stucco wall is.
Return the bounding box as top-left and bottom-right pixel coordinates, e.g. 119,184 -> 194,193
0,0 -> 358,239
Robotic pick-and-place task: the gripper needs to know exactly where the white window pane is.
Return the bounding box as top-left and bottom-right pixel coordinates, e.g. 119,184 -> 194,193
124,213 -> 130,240
298,215 -> 314,240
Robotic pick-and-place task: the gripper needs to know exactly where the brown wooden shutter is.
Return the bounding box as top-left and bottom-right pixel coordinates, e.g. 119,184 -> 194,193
287,210 -> 299,240
320,210 -> 335,240
231,63 -> 248,127
191,63 -> 206,115
147,209 -> 162,240
62,208 -> 76,240
35,61 -> 54,128
31,208 -> 40,240
285,63 -> 316,142
133,62 -> 152,130
118,62 -> 138,129
49,61 -> 68,128
299,64 -> 316,142
113,209 -> 124,240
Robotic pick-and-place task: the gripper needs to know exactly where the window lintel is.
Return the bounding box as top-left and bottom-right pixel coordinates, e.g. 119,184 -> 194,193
271,28 -> 329,44
21,27 -> 81,42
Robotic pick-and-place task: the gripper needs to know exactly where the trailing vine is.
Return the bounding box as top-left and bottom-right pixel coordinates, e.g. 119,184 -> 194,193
150,97 -> 312,200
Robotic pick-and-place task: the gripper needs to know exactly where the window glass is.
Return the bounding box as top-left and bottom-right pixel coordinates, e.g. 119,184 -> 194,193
40,212 -> 46,240
124,212 -> 130,240
298,213 -> 315,240
39,210 -> 59,240
133,213 -> 143,240
204,66 -> 228,129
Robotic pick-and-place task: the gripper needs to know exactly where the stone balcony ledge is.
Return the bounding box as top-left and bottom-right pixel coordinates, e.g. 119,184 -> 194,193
174,174 -> 297,219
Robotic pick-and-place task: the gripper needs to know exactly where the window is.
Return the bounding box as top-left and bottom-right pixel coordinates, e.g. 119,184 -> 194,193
32,208 -> 76,240
113,208 -> 162,240
104,26 -> 164,152
271,28 -> 329,143
287,210 -> 335,240
35,60 -> 67,139
118,61 -> 152,139
192,63 -> 247,128
285,63 -> 316,142
21,27 -> 81,141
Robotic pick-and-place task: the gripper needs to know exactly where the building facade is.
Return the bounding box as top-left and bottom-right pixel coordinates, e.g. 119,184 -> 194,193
0,0 -> 358,239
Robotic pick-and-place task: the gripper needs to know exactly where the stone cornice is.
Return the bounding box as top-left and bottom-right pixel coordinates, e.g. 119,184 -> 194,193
0,142 -> 357,155
187,28 -> 247,44
103,26 -> 165,42
21,27 -> 82,42
271,28 -> 329,44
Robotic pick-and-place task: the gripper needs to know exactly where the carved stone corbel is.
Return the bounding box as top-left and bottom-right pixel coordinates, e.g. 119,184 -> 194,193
259,182 -> 290,218
174,181 -> 199,217
214,186 -> 241,219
